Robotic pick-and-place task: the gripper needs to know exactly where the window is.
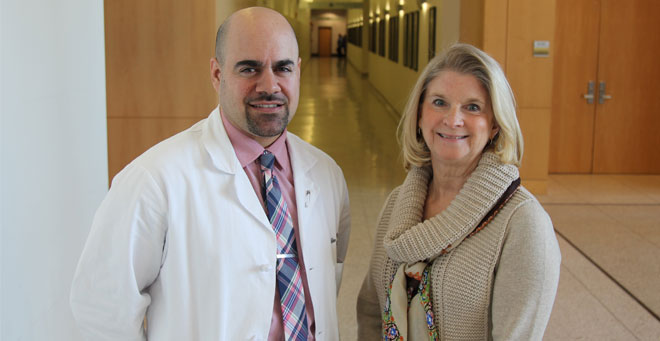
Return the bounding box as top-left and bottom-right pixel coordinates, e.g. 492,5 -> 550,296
429,7 -> 437,60
404,11 -> 419,70
378,19 -> 386,57
358,25 -> 363,47
388,16 -> 399,62
369,21 -> 377,53
404,14 -> 409,67
348,24 -> 362,47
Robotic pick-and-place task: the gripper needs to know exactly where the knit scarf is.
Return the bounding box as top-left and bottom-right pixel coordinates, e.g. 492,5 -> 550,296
380,152 -> 520,340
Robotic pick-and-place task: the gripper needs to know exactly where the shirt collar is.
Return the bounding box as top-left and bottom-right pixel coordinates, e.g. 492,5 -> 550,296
220,108 -> 289,170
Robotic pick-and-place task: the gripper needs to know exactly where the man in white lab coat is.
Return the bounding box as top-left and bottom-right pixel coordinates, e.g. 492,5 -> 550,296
70,7 -> 350,340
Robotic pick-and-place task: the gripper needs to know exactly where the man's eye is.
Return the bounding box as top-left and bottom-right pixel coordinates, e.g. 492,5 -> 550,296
240,68 -> 256,74
278,67 -> 293,73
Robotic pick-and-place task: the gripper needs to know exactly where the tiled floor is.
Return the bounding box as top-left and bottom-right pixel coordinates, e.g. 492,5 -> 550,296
288,57 -> 660,340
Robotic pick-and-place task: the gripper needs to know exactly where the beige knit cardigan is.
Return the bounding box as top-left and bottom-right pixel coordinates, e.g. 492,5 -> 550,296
357,152 -> 561,340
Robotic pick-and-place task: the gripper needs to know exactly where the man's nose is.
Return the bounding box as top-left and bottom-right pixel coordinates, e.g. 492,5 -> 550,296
256,69 -> 281,94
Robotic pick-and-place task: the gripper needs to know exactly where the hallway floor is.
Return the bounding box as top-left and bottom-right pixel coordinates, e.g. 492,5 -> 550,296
288,57 -> 660,340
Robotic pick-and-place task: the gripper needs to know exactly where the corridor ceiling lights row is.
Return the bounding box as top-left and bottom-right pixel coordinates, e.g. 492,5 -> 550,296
304,1 -> 363,9
366,0 -> 430,22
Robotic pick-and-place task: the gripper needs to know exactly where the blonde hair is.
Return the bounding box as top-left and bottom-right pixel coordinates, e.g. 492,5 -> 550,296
398,43 -> 523,169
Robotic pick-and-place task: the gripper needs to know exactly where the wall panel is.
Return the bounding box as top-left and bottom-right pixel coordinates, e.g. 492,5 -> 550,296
105,0 -> 217,179
482,0 -> 508,67
482,0 -> 555,192
506,0 -> 555,108
518,108 -> 551,185
107,118 -> 203,179
459,0 -> 485,49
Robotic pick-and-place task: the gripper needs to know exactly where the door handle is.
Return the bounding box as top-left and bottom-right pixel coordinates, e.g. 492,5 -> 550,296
583,81 -> 595,104
599,81 -> 612,104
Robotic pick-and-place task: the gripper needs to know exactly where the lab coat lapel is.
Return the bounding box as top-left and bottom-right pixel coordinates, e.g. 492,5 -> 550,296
201,107 -> 271,230
288,135 -> 319,237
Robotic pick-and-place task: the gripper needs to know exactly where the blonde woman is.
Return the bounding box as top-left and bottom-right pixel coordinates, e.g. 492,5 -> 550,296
357,44 -> 560,340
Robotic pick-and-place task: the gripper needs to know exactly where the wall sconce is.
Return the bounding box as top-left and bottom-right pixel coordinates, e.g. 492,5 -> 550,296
398,4 -> 404,16
418,0 -> 428,10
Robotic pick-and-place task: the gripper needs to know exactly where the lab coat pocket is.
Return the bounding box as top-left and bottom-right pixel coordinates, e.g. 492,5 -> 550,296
330,235 -> 342,293
329,234 -> 338,261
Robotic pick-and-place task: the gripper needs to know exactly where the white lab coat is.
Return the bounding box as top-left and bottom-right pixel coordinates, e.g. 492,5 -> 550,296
70,108 -> 351,340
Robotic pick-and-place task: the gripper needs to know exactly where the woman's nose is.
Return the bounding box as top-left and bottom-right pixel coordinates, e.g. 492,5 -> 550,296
443,106 -> 464,127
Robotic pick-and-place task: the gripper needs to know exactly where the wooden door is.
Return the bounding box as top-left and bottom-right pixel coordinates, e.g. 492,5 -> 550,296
550,0 -> 601,173
319,27 -> 332,57
592,0 -> 660,173
550,0 -> 660,173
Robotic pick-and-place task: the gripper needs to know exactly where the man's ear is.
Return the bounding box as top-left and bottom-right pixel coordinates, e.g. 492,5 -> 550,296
296,57 -> 302,76
210,57 -> 222,92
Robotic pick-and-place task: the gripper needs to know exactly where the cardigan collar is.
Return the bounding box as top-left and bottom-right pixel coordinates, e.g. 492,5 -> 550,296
383,152 -> 519,263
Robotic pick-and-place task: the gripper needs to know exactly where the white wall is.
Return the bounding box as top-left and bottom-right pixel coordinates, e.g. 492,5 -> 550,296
1,0 -> 108,339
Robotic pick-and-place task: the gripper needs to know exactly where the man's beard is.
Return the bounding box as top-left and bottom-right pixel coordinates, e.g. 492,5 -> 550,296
244,94 -> 290,137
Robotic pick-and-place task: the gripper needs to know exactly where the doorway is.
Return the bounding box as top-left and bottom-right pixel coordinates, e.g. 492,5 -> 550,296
318,27 -> 332,57
550,0 -> 660,173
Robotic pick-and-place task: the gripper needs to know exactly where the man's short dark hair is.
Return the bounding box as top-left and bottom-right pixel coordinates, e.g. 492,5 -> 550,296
214,19 -> 231,65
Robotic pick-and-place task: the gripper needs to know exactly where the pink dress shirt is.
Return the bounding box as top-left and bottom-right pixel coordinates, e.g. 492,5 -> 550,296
221,111 -> 316,340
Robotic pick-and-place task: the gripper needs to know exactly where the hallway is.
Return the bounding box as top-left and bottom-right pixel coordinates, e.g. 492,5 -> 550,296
289,57 -> 660,340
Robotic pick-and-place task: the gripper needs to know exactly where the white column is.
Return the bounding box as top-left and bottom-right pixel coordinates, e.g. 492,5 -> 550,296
1,0 -> 108,339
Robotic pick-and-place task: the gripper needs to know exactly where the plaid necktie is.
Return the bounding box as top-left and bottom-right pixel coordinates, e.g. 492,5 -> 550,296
260,150 -> 309,341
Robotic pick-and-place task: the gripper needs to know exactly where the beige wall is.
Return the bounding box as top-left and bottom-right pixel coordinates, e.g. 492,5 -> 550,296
283,1 -> 312,69
292,8 -> 312,69
346,8 -> 367,73
369,52 -> 419,111
437,0 -> 461,52
215,0 -> 258,27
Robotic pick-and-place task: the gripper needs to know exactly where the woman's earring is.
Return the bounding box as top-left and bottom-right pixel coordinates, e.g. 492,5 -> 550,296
417,127 -> 422,137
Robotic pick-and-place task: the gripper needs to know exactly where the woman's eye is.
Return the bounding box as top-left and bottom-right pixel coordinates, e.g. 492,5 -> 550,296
467,103 -> 481,112
432,99 -> 445,106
